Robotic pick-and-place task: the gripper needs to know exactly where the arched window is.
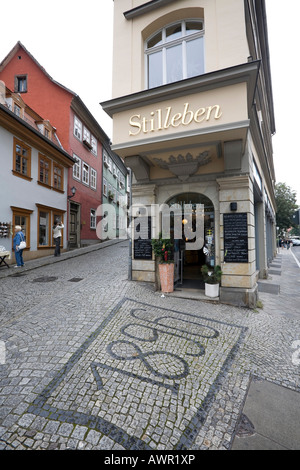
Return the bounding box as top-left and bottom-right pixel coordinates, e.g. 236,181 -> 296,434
145,19 -> 205,88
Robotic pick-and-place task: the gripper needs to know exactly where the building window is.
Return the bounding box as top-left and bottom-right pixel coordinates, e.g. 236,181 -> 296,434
90,209 -> 96,229
14,104 -> 21,117
73,154 -> 81,181
13,137 -> 31,180
146,20 -> 204,88
103,150 -> 109,167
91,168 -> 97,190
82,162 -> 89,185
83,127 -> 90,143
53,164 -> 64,191
37,205 -> 64,248
103,178 -> 107,197
83,127 -> 92,149
38,154 -> 51,186
74,116 -> 82,140
38,209 -> 50,246
15,75 -> 27,93
91,135 -> 97,155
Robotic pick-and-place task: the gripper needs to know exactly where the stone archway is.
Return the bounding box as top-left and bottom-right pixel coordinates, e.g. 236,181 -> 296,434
165,192 -> 215,289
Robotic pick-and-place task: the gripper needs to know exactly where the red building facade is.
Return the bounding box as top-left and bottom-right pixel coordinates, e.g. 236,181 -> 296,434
0,42 -> 110,247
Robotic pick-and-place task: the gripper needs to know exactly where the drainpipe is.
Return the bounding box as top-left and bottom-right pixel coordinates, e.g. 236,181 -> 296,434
128,168 -> 132,280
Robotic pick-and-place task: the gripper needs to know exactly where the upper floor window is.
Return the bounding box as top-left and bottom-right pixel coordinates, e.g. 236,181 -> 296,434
145,20 -> 204,88
82,162 -> 89,185
74,116 -> 82,140
91,135 -> 97,155
13,137 -> 31,180
73,154 -> 81,181
15,75 -> 27,93
39,154 -> 51,186
83,127 -> 93,149
53,163 -> 64,191
90,168 -> 97,190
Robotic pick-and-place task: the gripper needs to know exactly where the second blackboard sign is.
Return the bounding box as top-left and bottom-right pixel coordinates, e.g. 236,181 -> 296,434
133,216 -> 153,260
224,212 -> 248,263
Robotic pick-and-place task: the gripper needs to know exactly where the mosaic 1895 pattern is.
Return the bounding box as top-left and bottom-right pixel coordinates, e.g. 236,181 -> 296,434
28,298 -> 247,450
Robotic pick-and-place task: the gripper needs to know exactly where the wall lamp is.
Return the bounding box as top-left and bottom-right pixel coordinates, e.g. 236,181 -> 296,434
68,186 -> 76,200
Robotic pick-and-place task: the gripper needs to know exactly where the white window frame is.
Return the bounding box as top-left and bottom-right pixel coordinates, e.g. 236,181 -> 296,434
103,178 -> 108,197
82,162 -> 90,185
91,168 -> 97,190
73,154 -> 81,181
145,19 -> 205,88
90,209 -> 96,229
91,135 -> 97,155
83,127 -> 91,144
74,116 -> 82,141
103,150 -> 109,167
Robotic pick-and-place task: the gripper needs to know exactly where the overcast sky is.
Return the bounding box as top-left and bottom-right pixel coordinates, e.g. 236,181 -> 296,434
0,0 -> 299,205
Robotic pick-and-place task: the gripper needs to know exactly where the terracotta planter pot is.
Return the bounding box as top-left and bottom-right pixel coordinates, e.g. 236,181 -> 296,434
159,263 -> 174,293
205,283 -> 219,298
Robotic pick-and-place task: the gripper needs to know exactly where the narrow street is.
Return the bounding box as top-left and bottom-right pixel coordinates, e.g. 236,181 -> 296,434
0,241 -> 299,451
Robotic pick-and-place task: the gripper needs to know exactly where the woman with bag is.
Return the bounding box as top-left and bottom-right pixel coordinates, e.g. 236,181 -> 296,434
13,225 -> 26,267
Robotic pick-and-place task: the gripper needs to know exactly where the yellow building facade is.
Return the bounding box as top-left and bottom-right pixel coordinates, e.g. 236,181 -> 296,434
102,0 -> 276,308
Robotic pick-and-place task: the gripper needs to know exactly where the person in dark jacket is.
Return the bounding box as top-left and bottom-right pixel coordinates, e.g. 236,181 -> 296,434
13,225 -> 25,267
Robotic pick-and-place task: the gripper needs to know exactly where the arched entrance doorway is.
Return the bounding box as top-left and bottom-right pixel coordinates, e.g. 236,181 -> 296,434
166,192 -> 215,289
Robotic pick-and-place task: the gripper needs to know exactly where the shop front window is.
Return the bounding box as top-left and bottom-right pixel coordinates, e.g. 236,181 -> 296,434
39,211 -> 49,246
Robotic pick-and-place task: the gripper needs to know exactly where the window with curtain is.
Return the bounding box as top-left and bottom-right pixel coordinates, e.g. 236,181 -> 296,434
146,20 -> 204,88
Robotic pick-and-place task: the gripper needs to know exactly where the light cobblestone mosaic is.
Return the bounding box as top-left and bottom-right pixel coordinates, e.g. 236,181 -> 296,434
24,298 -> 247,450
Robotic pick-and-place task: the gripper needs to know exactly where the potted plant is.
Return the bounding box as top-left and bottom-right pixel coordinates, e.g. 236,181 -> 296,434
201,264 -> 222,298
151,233 -> 174,293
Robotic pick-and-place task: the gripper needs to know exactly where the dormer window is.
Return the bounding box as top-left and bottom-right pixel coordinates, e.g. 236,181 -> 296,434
36,120 -> 53,140
11,93 -> 25,119
145,20 -> 205,88
14,103 -> 22,117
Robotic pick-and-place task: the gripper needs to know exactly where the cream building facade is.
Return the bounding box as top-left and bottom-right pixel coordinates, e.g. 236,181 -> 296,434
102,0 -> 276,308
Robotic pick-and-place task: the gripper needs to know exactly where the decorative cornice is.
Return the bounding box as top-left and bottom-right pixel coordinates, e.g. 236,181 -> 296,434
101,61 -> 260,118
124,0 -> 177,20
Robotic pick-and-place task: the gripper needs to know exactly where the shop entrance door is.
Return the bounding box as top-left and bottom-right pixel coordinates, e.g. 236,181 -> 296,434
166,193 -> 215,290
69,203 -> 80,249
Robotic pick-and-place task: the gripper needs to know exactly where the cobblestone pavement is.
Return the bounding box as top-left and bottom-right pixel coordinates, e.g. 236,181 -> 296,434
0,242 -> 299,451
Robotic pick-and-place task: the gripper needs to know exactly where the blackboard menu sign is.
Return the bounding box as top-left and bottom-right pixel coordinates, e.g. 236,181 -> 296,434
224,213 -> 248,263
134,216 -> 152,260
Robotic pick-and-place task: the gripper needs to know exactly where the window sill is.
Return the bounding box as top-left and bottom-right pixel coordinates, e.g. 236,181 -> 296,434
52,187 -> 65,194
38,181 -> 52,189
12,170 -> 32,181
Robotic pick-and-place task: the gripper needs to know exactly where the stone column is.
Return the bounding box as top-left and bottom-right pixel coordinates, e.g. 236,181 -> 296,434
217,175 -> 258,308
131,184 -> 157,283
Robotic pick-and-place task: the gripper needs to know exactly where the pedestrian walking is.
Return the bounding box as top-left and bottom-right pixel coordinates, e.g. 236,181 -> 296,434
53,220 -> 64,257
13,225 -> 25,267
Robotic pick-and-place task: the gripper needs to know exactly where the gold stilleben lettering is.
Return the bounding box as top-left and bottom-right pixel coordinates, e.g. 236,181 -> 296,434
129,102 -> 222,136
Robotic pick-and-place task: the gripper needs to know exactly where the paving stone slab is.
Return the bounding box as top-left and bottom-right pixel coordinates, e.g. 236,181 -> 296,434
232,378 -> 300,450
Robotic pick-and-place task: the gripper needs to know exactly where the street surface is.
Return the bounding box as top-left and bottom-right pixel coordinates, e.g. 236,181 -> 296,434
0,241 -> 299,451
